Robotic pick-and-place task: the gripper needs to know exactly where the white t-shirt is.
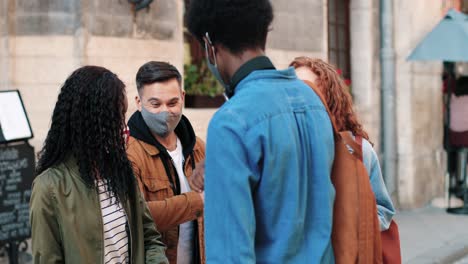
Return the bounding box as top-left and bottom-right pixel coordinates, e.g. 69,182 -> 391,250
168,138 -> 194,264
97,181 -> 129,264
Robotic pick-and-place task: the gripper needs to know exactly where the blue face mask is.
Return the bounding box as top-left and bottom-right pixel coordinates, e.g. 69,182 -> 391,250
205,32 -> 232,100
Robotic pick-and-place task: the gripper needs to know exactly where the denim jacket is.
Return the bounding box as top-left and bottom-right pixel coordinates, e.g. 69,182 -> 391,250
361,138 -> 396,231
204,67 -> 336,263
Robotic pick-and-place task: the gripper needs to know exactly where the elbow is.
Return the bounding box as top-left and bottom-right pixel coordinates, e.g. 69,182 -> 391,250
149,210 -> 171,232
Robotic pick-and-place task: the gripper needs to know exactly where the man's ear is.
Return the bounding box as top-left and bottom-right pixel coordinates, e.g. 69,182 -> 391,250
135,95 -> 142,111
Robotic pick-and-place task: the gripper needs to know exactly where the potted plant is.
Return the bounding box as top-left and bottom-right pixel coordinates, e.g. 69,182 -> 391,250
184,59 -> 225,108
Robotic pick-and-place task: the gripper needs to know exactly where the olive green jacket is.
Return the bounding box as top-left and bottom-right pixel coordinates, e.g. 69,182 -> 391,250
30,157 -> 169,264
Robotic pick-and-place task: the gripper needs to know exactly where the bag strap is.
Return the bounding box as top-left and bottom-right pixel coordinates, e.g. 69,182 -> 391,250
355,135 -> 382,263
353,135 -> 376,263
303,80 -> 341,141
355,135 -> 363,162
356,135 -> 363,148
357,159 -> 375,263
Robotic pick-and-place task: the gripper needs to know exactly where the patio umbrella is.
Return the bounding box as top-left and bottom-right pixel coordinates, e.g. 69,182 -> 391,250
407,9 -> 468,62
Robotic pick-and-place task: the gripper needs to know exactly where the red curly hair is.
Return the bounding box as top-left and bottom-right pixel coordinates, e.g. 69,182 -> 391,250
290,57 -> 370,142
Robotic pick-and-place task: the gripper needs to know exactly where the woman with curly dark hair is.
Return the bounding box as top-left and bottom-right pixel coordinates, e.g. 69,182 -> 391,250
291,57 -> 395,232
30,66 -> 168,264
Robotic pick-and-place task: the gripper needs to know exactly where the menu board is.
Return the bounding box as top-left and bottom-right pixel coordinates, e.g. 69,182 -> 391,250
0,142 -> 34,242
0,90 -> 33,143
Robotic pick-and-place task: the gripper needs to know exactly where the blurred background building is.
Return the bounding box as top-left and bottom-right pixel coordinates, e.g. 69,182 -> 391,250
1,0 -> 467,212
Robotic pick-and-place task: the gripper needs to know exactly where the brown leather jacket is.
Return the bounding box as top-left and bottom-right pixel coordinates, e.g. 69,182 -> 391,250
127,112 -> 206,264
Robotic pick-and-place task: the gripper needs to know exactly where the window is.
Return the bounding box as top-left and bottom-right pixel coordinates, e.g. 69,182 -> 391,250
462,0 -> 468,13
328,0 -> 351,80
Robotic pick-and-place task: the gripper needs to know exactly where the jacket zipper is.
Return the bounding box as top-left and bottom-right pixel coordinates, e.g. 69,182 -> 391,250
169,156 -> 181,195
125,204 -> 133,264
95,187 -> 105,264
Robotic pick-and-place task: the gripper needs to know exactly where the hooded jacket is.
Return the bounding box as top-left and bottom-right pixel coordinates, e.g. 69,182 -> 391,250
127,111 -> 205,264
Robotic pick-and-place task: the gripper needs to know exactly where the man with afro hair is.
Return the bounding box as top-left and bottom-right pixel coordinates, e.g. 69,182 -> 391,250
186,1 -> 336,263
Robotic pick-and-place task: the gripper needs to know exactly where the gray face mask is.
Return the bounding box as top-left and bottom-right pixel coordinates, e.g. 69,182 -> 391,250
141,106 -> 181,138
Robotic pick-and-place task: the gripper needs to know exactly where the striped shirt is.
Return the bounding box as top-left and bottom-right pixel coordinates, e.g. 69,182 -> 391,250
98,181 -> 129,264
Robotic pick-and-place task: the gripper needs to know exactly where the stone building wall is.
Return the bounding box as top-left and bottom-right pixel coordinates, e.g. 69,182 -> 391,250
2,0 -> 184,150
0,0 -> 9,86
347,0 -> 446,208
267,0 -> 328,68
349,0 -> 381,152
394,0 -> 445,208
2,0 -> 328,150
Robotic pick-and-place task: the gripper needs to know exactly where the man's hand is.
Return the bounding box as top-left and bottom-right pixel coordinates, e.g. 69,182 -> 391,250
189,159 -> 205,192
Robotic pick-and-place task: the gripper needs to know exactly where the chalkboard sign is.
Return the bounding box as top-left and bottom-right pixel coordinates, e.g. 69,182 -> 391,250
0,142 -> 34,242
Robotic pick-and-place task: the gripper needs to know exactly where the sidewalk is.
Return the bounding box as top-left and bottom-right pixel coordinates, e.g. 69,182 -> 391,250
398,205 -> 468,264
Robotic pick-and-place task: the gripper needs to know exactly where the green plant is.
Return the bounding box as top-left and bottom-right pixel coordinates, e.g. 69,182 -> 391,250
184,60 -> 224,97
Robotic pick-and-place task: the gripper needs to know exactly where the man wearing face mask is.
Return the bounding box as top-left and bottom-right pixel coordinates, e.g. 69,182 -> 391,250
126,61 -> 206,264
186,0 -> 335,263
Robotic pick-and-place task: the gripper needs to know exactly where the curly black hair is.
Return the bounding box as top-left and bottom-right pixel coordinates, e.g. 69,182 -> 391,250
36,66 -> 134,202
185,0 -> 274,54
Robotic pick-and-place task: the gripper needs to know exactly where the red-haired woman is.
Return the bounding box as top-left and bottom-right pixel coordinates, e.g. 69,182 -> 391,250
290,57 -> 395,231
